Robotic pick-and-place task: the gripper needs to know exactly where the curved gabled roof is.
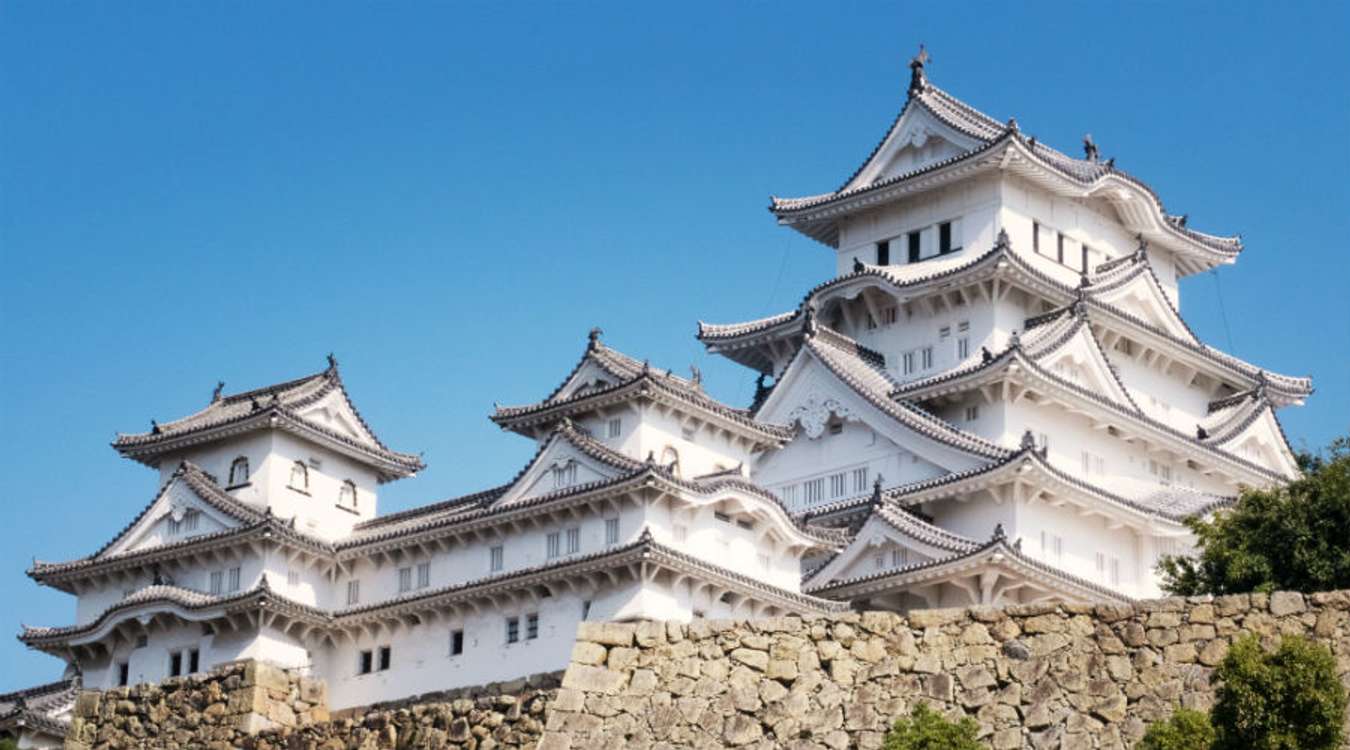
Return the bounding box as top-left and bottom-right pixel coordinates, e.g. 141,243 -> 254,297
798,327 -> 1012,461
702,232 -> 1311,403
493,332 -> 791,444
113,358 -> 423,481
768,66 -> 1241,273
805,527 -> 1129,603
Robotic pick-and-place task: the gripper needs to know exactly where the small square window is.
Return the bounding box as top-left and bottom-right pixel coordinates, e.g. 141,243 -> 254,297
965,405 -> 979,422
227,567 -> 241,593
526,613 -> 539,640
490,545 -> 504,572
607,419 -> 622,439
378,646 -> 391,671
605,518 -> 620,545
287,570 -> 300,588
347,580 -> 360,605
358,650 -> 373,675
417,562 -> 431,589
506,617 -> 520,644
398,567 -> 413,593
566,527 -> 580,554
546,532 -> 561,559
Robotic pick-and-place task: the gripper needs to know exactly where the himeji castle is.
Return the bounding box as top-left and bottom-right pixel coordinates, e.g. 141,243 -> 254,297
11,50 -> 1312,739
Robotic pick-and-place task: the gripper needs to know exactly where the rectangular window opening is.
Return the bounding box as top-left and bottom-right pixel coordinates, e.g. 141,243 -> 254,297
875,240 -> 890,266
378,646 -> 391,671
450,630 -> 464,656
506,617 -> 520,644
490,545 -> 504,572
605,518 -> 620,545
907,231 -> 921,263
417,562 -> 431,589
358,650 -> 373,675
526,613 -> 539,640
566,527 -> 580,554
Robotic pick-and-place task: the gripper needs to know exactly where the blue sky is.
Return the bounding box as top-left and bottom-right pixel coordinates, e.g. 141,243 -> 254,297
1,2 -> 1346,689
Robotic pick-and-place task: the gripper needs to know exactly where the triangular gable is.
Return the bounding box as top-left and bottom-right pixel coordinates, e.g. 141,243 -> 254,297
1026,316 -> 1138,410
1089,266 -> 1197,344
550,358 -> 628,404
806,509 -> 976,587
99,468 -> 257,559
295,384 -> 385,447
1207,404 -> 1300,479
757,338 -> 1001,474
843,99 -> 988,193
492,426 -> 640,507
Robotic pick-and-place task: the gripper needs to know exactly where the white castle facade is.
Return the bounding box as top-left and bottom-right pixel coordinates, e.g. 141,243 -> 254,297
9,52 -> 1311,744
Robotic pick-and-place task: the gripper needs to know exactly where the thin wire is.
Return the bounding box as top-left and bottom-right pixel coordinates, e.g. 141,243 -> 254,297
1211,269 -> 1236,353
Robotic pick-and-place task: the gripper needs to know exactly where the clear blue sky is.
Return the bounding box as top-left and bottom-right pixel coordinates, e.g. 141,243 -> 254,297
2,2 -> 1346,689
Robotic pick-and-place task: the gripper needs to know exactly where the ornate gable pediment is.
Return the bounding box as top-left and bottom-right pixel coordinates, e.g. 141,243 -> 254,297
844,104 -> 985,192
757,350 -> 987,475
1091,270 -> 1196,344
103,477 -> 244,559
494,434 -> 630,507
806,511 -> 965,588
295,388 -> 379,445
553,360 -> 620,403
1034,322 -> 1136,409
1208,406 -> 1299,480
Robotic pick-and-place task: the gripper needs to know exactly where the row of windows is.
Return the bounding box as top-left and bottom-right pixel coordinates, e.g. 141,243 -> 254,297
779,467 -> 869,509
1031,221 -> 1107,274
113,647 -> 200,687
287,461 -> 360,511
899,321 -> 971,376
166,510 -> 201,537
357,645 -> 392,675
208,566 -> 242,595
873,219 -> 961,266
397,562 -> 432,594
356,610 -> 565,677
873,548 -> 912,571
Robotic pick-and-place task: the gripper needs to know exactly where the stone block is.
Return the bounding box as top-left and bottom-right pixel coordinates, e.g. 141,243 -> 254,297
576,621 -> 636,647
1269,591 -> 1306,616
561,664 -> 628,695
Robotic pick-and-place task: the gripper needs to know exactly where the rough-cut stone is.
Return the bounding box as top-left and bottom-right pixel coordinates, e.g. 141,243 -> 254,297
69,591 -> 1350,750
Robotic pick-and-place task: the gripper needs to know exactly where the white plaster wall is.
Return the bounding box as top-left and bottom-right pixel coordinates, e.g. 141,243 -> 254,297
835,175 -> 1002,276
754,421 -> 945,513
78,618 -> 306,691
317,581 -> 637,710
73,549 -> 263,625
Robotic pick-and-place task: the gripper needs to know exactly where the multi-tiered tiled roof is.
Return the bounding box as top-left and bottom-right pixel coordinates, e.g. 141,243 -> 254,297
113,357 -> 423,482
767,52 -> 1242,275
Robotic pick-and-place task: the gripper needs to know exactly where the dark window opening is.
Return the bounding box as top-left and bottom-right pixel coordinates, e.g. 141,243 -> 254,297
1033,222 -> 1040,254
1057,232 -> 1065,264
450,630 -> 464,656
358,650 -> 373,675
907,231 -> 921,263
1081,245 -> 1091,273
506,616 -> 520,644
117,663 -> 129,687
938,222 -> 954,254
189,649 -> 200,674
378,646 -> 391,671
875,240 -> 890,266
169,651 -> 182,677
526,613 -> 539,640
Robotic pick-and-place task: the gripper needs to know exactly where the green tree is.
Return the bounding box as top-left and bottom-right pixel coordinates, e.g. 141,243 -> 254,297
0,737 -> 17,750
883,702 -> 982,750
1137,708 -> 1215,750
1160,437 -> 1350,596
1211,634 -> 1346,750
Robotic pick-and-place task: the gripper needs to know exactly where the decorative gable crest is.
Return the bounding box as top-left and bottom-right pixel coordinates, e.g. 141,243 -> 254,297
786,392 -> 859,439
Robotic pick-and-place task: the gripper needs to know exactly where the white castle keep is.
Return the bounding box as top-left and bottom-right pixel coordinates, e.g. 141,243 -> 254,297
9,51 -> 1310,744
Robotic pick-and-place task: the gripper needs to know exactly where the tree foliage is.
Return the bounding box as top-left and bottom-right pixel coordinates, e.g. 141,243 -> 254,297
883,702 -> 983,750
1210,634 -> 1346,750
1160,437 -> 1350,596
0,738 -> 17,750
1137,708 -> 1216,750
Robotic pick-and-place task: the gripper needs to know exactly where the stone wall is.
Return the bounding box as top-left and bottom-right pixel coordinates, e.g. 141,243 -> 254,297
541,591 -> 1350,749
64,660 -> 327,749
64,660 -> 559,750
60,591 -> 1350,749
